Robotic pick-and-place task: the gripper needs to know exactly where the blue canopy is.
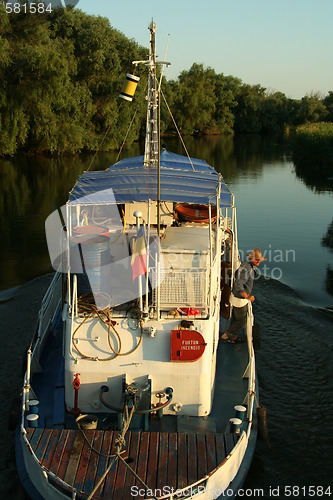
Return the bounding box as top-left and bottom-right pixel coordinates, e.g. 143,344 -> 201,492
69,149 -> 232,207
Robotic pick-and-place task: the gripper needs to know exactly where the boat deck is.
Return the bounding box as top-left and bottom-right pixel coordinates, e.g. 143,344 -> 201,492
26,427 -> 238,499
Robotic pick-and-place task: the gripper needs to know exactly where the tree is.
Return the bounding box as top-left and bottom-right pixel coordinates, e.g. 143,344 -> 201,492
297,92 -> 328,124
233,84 -> 266,133
171,64 -> 217,135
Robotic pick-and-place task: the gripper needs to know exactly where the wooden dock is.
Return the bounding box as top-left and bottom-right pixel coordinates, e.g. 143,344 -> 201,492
26,428 -> 238,499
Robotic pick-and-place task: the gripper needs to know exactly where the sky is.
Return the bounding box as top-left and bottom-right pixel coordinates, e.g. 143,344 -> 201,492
77,0 -> 333,99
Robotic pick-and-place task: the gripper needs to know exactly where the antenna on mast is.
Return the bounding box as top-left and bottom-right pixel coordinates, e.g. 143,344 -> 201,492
132,21 -> 170,167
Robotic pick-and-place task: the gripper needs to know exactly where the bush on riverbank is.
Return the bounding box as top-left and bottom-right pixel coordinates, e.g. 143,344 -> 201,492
292,123 -> 333,168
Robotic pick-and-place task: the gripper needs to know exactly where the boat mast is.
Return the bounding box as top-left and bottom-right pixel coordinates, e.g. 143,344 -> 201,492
143,21 -> 159,167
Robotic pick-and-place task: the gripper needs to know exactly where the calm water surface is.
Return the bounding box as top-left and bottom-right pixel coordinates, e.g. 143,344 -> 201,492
0,135 -> 332,498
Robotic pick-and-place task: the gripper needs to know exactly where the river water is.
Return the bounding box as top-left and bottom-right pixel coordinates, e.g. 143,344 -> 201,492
0,134 -> 332,498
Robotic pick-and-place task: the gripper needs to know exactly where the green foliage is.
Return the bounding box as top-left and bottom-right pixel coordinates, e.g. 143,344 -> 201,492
0,7 -> 147,155
297,92 -> 328,124
164,65 -> 239,136
0,5 -> 333,156
292,122 -> 333,172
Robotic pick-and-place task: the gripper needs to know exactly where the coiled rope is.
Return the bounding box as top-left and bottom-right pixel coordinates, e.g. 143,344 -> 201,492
72,293 -> 143,361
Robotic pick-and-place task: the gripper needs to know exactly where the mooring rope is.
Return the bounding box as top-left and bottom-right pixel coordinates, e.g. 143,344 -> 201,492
86,386 -> 158,500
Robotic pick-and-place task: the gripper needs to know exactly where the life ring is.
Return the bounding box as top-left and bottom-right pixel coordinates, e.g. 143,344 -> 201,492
175,203 -> 217,223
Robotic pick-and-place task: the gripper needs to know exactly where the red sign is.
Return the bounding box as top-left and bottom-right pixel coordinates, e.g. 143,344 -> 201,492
171,329 -> 206,362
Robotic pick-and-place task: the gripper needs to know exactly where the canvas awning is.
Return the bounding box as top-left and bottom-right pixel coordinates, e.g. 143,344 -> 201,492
68,149 -> 233,207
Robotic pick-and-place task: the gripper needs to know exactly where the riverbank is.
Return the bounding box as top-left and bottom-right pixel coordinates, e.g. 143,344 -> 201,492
292,122 -> 333,168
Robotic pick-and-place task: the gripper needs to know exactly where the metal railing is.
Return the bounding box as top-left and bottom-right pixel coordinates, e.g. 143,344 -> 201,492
152,267 -> 209,309
32,271 -> 62,363
244,302 -> 256,425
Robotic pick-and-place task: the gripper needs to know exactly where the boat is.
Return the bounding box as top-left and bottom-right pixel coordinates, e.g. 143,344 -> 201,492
15,22 -> 258,500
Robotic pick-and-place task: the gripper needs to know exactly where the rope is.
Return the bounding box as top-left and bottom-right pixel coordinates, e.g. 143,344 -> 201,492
160,88 -> 195,172
86,403 -> 135,500
115,81 -> 148,164
72,295 -> 143,360
86,385 -> 157,500
115,109 -> 138,164
86,120 -> 115,172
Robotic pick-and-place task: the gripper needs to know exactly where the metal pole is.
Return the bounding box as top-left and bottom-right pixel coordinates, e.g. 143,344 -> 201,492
134,210 -> 143,313
157,86 -> 161,239
146,201 -> 151,314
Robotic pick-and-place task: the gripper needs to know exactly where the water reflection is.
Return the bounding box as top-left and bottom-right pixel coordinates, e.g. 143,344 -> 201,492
322,219 -> 333,252
292,160 -> 333,193
0,146 -> 141,290
1,136 -> 332,307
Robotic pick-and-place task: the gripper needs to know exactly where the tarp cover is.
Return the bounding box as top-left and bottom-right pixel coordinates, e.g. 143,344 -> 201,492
69,149 -> 232,207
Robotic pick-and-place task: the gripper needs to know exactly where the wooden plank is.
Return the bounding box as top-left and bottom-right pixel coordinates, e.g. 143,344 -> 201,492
102,431 -> 122,499
73,430 -> 96,492
156,432 -> 168,491
215,433 -> 226,465
56,430 -> 78,479
146,432 -> 159,491
41,429 -> 62,469
48,430 -> 72,476
196,434 -> 207,479
28,427 -> 43,451
34,428 -> 53,462
26,428 -> 35,441
205,433 -> 217,473
122,431 -> 141,500
166,433 -> 177,491
224,433 -> 235,456
63,431 -> 85,486
187,433 -> 197,485
177,432 -> 187,490
135,432 -> 149,492
113,432 -> 132,500
82,430 -> 104,494
94,430 -> 114,498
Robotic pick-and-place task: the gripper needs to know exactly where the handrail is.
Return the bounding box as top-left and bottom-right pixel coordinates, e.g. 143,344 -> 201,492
69,275 -> 78,360
245,301 -> 256,422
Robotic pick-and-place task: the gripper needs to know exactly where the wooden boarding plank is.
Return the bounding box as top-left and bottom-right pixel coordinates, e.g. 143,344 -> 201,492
63,431 -> 85,486
102,431 -> 122,499
135,432 -> 150,492
113,432 -> 133,500
34,429 -> 53,462
82,430 -> 104,495
205,433 -> 217,473
94,430 -> 114,498
48,430 -> 71,475
121,431 -> 141,500
215,433 -> 226,465
196,434 -> 207,479
28,427 -> 44,451
187,433 -> 197,485
166,433 -> 177,491
145,432 -> 159,491
38,429 -> 61,468
156,432 -> 168,491
73,430 -> 96,492
56,431 -> 79,481
177,433 -> 187,490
